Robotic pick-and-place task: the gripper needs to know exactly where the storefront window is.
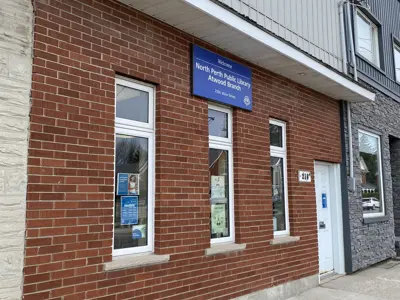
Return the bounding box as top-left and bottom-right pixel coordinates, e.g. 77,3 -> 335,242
269,120 -> 289,235
209,149 -> 230,239
208,105 -> 234,244
271,156 -> 286,232
270,124 -> 283,147
114,77 -> 154,256
209,109 -> 228,138
116,85 -> 149,123
114,136 -> 148,250
359,130 -> 385,217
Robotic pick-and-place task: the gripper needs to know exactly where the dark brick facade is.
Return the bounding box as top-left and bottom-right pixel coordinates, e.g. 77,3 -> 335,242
344,89 -> 398,272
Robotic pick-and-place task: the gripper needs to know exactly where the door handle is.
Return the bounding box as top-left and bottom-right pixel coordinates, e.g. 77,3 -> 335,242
319,221 -> 326,229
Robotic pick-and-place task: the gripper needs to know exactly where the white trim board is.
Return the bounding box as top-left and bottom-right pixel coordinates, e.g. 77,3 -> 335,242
183,0 -> 375,102
123,0 -> 376,103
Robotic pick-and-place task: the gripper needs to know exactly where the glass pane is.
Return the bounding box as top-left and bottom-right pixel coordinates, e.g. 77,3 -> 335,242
395,46 -> 400,81
270,124 -> 283,147
209,149 -> 230,239
114,135 -> 149,250
359,132 -> 383,215
208,109 -> 228,138
116,84 -> 149,123
357,13 -> 373,62
271,156 -> 286,232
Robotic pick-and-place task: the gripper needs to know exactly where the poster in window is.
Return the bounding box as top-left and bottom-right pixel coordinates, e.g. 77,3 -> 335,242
132,224 -> 146,240
117,173 -> 140,195
211,203 -> 226,234
211,175 -> 225,200
120,196 -> 138,225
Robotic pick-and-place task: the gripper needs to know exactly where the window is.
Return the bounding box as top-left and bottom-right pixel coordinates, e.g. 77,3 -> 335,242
270,120 -> 289,235
113,77 -> 155,256
394,43 -> 400,82
358,130 -> 385,218
208,105 -> 234,244
355,10 -> 380,67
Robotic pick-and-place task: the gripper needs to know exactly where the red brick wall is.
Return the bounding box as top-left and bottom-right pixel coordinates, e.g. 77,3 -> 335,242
25,0 -> 342,299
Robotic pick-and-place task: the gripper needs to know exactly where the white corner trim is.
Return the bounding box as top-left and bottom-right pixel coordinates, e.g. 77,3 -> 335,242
270,236 -> 300,245
104,253 -> 170,272
205,243 -> 246,256
183,0 -> 375,102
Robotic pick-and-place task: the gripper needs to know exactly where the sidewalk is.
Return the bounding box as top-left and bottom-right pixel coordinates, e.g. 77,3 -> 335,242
287,260 -> 400,300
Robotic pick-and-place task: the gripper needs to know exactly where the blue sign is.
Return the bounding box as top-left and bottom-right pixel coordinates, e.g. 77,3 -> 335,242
117,173 -> 139,195
192,45 -> 252,110
121,196 -> 138,225
322,193 -> 327,209
117,173 -> 128,195
132,229 -> 142,239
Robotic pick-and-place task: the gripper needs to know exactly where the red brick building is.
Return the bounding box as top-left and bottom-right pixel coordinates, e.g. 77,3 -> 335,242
24,0 -> 373,299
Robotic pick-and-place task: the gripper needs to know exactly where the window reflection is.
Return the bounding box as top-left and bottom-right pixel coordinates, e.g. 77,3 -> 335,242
116,84 -> 149,123
209,149 -> 230,239
359,132 -> 383,215
114,135 -> 148,249
271,156 -> 286,231
270,124 -> 283,148
209,109 -> 228,138
357,13 -> 373,61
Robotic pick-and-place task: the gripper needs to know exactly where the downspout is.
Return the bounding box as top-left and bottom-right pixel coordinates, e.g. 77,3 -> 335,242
346,1 -> 358,81
339,1 -> 356,273
347,101 -> 355,191
340,101 -> 353,274
339,1 -> 348,75
345,1 -> 356,190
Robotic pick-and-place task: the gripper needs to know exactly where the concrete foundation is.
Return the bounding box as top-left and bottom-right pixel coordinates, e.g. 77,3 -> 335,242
235,275 -> 319,300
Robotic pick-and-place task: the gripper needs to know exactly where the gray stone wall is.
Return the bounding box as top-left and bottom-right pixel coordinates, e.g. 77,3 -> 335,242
0,0 -> 32,299
344,90 -> 398,272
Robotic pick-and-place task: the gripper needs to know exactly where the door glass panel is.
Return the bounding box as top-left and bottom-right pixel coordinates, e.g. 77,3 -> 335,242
114,135 -> 148,250
271,156 -> 286,231
209,148 -> 230,239
116,84 -> 149,123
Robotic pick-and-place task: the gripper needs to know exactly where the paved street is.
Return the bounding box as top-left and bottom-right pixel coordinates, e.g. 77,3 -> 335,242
287,260 -> 400,300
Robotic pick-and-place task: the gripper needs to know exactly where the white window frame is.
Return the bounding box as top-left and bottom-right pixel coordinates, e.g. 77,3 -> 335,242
355,9 -> 380,68
113,77 -> 155,256
358,129 -> 385,218
115,78 -> 154,132
394,43 -> 400,83
209,104 -> 234,244
270,119 -> 289,236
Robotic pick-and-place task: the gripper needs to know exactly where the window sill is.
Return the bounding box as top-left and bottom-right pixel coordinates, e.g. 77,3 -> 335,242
205,243 -> 246,256
270,235 -> 300,245
363,215 -> 389,224
104,253 -> 170,272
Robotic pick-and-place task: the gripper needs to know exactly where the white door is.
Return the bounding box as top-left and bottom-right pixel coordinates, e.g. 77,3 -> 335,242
315,163 -> 334,275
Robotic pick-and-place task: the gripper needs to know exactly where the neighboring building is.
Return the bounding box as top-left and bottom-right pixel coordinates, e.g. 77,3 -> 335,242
341,0 -> 400,272
217,0 -> 345,73
22,0 -> 375,299
0,0 -> 33,299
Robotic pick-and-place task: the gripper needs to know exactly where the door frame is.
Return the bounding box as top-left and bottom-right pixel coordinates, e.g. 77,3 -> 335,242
314,161 -> 345,280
